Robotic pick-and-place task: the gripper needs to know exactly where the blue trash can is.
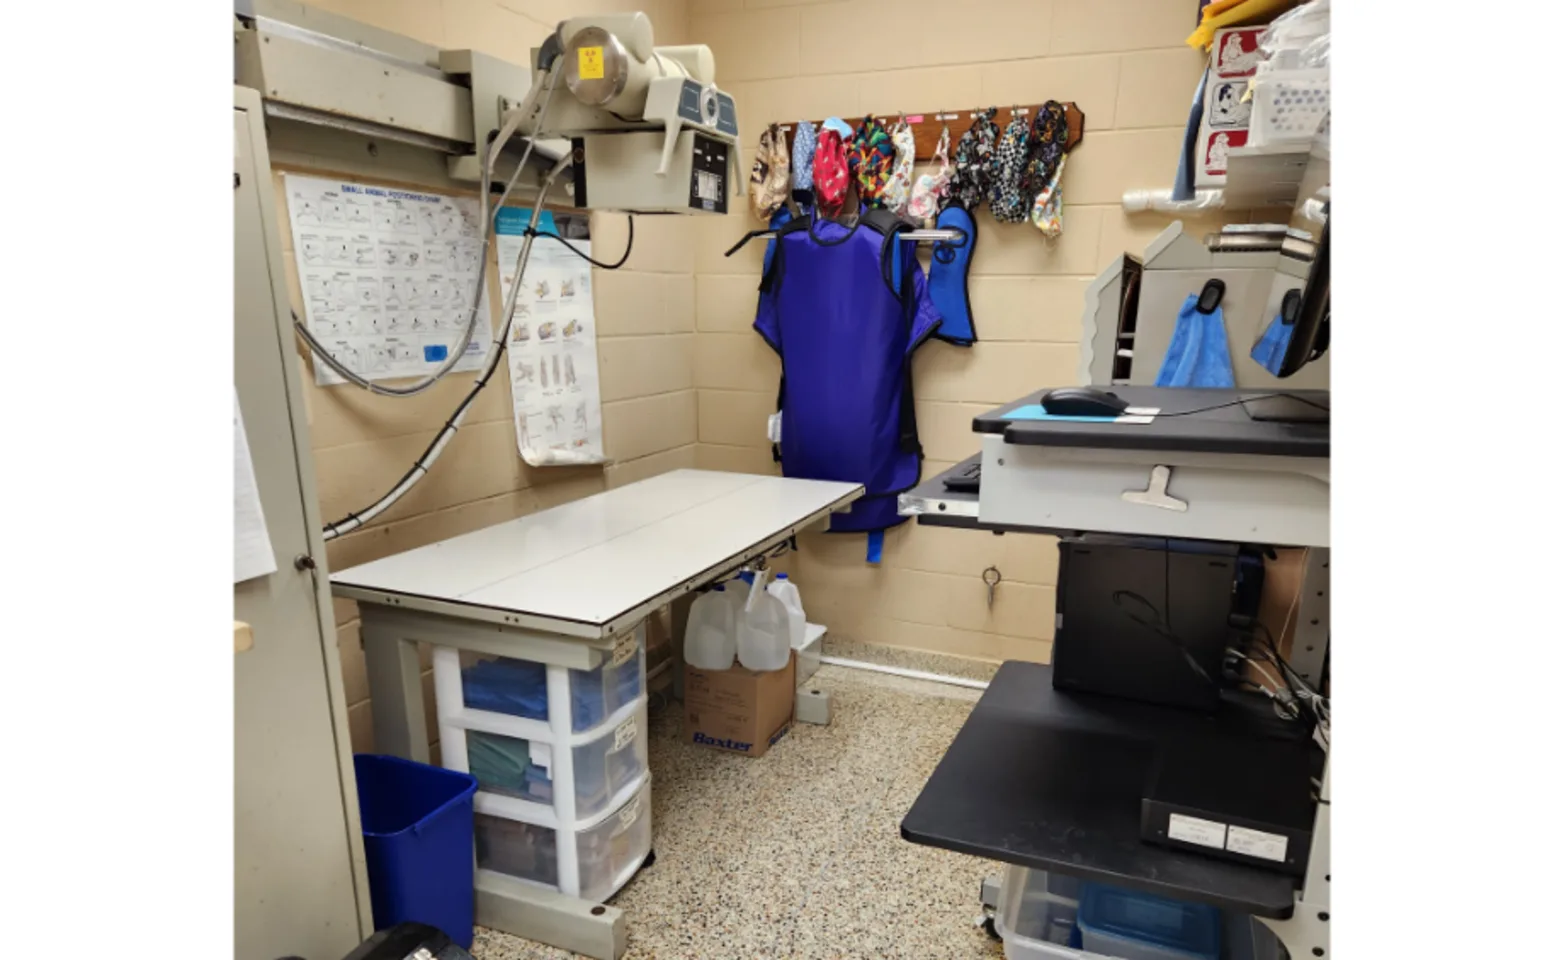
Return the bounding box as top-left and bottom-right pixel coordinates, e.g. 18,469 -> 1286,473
355,754 -> 479,949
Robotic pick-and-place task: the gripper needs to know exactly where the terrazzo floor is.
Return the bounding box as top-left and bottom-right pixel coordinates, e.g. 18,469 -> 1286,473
471,664 -> 1007,960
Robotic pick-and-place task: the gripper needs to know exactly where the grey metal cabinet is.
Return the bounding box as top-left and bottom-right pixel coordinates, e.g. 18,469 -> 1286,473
233,85 -> 371,960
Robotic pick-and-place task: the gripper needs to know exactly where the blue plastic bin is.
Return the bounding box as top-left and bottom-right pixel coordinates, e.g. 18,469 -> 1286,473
355,754 -> 479,949
1076,882 -> 1221,960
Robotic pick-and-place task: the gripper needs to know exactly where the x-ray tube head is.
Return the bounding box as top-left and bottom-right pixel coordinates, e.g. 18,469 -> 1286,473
564,26 -> 635,108
504,11 -> 741,214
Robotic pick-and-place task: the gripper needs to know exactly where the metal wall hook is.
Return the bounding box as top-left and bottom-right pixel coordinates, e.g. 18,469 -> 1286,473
983,566 -> 1003,609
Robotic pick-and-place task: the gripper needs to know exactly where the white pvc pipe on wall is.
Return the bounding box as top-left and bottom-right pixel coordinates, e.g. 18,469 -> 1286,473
818,655 -> 990,691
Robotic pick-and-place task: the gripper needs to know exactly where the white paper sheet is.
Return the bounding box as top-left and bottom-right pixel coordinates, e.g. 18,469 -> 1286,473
234,390 -> 277,584
495,209 -> 606,465
282,174 -> 492,385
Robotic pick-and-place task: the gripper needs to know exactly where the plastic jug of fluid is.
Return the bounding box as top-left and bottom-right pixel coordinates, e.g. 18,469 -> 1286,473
721,576 -> 749,624
683,584 -> 736,670
736,575 -> 792,672
730,571 -> 758,631
766,573 -> 807,651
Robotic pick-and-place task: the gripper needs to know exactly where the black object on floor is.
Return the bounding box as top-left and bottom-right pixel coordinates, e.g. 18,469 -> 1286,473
899,661 -> 1313,917
340,923 -> 473,960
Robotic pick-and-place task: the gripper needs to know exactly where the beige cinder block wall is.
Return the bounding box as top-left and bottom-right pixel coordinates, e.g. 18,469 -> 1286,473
278,0 -> 695,755
685,0 -> 1252,665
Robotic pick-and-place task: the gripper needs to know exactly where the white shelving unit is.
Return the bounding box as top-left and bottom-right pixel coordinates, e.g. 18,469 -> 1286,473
1221,141 -> 1330,211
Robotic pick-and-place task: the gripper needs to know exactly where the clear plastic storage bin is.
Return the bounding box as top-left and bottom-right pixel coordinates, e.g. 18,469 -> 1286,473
474,809 -> 558,888
1077,882 -> 1220,960
996,865 -> 1282,960
474,776 -> 653,904
462,703 -> 648,818
999,865 -> 1088,956
447,626 -> 644,732
575,778 -> 653,902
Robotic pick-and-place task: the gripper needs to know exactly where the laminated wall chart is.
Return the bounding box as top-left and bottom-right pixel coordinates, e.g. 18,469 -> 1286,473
495,208 -> 605,465
283,174 -> 491,385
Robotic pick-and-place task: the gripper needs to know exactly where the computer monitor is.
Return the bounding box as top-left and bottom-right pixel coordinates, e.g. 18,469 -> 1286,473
1250,210 -> 1329,380
1241,208 -> 1329,424
1275,212 -> 1329,378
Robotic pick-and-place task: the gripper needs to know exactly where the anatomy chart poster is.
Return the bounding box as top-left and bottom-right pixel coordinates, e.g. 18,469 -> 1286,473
495,208 -> 606,466
283,174 -> 491,385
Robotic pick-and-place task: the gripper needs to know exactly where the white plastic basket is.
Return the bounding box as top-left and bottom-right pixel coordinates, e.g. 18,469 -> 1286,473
1248,72 -> 1329,149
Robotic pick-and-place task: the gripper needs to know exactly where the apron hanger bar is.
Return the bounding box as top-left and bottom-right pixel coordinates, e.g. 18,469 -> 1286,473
772,103 -> 1086,164
726,219 -> 968,257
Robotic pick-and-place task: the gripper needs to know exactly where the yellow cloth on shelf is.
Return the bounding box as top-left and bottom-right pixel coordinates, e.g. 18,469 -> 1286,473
1187,0 -> 1299,50
1201,0 -> 1253,20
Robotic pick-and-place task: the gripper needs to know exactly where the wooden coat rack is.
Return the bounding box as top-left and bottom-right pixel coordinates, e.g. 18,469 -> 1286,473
777,103 -> 1086,162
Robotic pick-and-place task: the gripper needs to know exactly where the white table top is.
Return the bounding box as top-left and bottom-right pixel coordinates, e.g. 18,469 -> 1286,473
331,470 -> 862,637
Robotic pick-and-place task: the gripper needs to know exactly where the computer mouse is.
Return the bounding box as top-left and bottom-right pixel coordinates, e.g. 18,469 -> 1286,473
1039,387 -> 1130,417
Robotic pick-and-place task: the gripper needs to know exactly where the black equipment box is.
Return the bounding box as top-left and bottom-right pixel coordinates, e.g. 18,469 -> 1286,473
1140,738 -> 1318,877
1053,536 -> 1239,712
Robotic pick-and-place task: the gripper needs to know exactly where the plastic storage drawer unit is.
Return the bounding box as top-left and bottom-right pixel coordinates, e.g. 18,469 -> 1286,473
432,622 -> 651,903
474,776 -> 653,904
462,703 -> 648,818
1076,882 -> 1220,960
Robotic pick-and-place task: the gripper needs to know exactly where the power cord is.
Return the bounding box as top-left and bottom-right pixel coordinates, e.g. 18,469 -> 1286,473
1230,615 -> 1330,743
1106,540 -> 1230,689
525,217 -> 634,269
1110,591 -> 1218,688
1110,544 -> 1219,690
1145,393 -> 1331,418
1106,546 -> 1329,745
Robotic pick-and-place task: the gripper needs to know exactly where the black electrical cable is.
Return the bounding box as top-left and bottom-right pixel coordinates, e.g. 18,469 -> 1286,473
1232,675 -> 1276,696
1248,619 -> 1318,695
1146,393 -> 1331,418
313,151 -> 578,540
318,337 -> 510,541
1111,583 -> 1218,689
528,215 -> 634,269
1239,618 -> 1329,735
1112,580 -> 1328,742
297,216 -> 630,528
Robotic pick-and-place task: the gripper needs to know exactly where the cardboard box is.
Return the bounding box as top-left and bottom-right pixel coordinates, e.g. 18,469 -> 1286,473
683,651 -> 796,758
